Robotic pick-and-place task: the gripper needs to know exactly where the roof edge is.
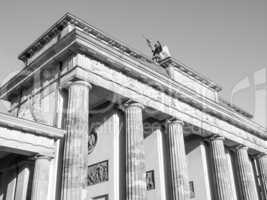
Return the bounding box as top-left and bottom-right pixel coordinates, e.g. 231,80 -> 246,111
159,57 -> 222,92
18,13 -> 222,92
18,12 -> 74,62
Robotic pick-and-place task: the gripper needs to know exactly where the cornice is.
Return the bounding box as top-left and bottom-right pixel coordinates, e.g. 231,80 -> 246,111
0,112 -> 65,139
18,13 -> 221,93
219,97 -> 253,119
159,57 -> 222,92
0,30 -> 77,100
18,13 -> 153,65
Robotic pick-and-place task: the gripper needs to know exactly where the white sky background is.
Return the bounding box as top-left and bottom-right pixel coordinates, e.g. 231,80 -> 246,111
0,0 -> 266,125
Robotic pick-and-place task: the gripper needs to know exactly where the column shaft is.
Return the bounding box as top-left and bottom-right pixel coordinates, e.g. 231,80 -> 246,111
31,156 -> 51,200
62,80 -> 91,200
15,162 -> 31,200
235,146 -> 259,200
209,136 -> 234,200
125,102 -> 146,200
257,155 -> 267,199
167,119 -> 189,200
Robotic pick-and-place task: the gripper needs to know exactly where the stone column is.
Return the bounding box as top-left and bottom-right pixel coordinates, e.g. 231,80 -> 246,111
209,136 -> 233,200
234,145 -> 259,200
15,162 -> 31,200
61,80 -> 92,200
5,168 -> 17,200
257,154 -> 267,199
167,119 -> 189,200
31,155 -> 51,200
124,101 -> 146,200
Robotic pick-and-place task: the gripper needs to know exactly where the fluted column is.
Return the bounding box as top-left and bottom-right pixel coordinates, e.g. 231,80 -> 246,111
257,154 -> 267,199
61,80 -> 92,200
31,155 -> 51,200
125,101 -> 146,200
15,162 -> 31,200
167,119 -> 189,200
234,145 -> 259,200
209,136 -> 234,200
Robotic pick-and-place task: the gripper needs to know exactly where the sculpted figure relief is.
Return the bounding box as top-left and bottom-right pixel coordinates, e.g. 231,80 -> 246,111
87,160 -> 109,186
88,129 -> 98,154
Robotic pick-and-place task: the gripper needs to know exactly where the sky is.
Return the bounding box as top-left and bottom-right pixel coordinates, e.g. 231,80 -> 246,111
0,0 -> 266,125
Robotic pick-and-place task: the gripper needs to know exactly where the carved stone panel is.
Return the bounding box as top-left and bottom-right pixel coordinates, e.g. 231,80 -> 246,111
189,181 -> 196,198
88,130 -> 98,154
146,170 -> 155,190
87,160 -> 108,186
92,194 -> 109,200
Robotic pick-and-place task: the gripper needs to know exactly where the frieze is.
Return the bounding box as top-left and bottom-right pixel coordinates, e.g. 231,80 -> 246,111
76,54 -> 266,140
87,160 -> 108,186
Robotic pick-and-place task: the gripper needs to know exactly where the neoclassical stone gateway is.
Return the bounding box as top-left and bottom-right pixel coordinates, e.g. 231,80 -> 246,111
0,13 -> 266,200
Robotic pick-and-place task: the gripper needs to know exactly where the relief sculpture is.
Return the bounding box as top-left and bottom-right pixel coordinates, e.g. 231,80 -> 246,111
87,160 -> 108,186
88,129 -> 98,154
146,170 -> 155,190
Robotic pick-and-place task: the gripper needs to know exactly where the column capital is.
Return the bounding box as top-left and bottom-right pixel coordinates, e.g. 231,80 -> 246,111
256,152 -> 267,159
166,117 -> 184,126
122,100 -> 144,110
31,154 -> 53,161
61,79 -> 92,90
234,144 -> 248,152
207,135 -> 225,142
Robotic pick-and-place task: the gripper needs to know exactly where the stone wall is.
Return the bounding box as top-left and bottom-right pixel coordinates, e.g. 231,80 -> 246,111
185,137 -> 212,200
144,127 -> 167,200
8,62 -> 63,126
88,109 -> 123,200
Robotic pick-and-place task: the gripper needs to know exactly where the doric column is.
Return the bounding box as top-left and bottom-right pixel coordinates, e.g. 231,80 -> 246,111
234,145 -> 259,200
61,80 -> 92,200
257,154 -> 267,199
167,119 -> 189,200
209,136 -> 234,200
124,101 -> 146,200
15,162 -> 31,200
31,155 -> 51,200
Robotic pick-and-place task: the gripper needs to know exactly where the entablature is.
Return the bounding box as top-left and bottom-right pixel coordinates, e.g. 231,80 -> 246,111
60,65 -> 267,153
0,112 -> 65,139
0,112 -> 65,157
0,13 -> 265,142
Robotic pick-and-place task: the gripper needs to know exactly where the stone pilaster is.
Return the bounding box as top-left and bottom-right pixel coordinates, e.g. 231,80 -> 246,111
124,101 -> 146,200
31,155 -> 51,200
234,145 -> 259,200
257,154 -> 267,199
61,80 -> 92,200
209,136 -> 234,200
167,119 -> 189,200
